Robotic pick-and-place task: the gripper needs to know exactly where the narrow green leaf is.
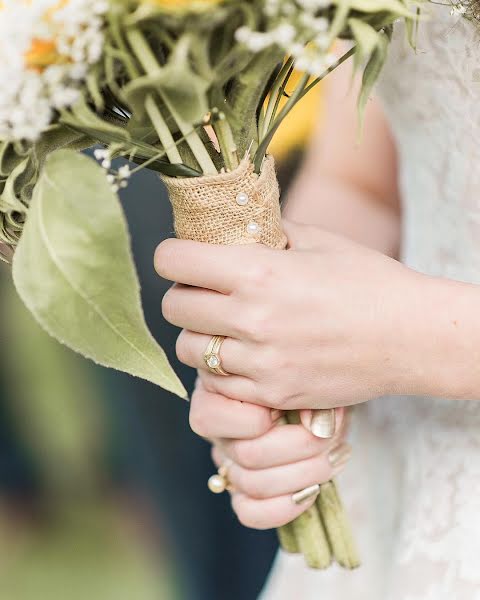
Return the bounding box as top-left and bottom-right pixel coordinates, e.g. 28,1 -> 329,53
12,149 -> 186,398
123,37 -> 210,125
357,30 -> 390,129
348,18 -> 383,73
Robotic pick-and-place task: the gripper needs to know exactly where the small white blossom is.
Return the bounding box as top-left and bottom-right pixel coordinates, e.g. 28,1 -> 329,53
235,0 -> 334,77
118,165 -> 131,180
0,0 -> 108,142
94,148 -> 109,161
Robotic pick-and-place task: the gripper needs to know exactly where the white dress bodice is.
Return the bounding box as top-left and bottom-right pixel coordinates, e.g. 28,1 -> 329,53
262,5 -> 480,599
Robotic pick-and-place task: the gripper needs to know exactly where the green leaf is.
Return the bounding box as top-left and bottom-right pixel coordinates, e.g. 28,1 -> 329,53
12,149 -> 186,398
357,29 -> 390,129
123,35 -> 209,125
348,18 -> 383,73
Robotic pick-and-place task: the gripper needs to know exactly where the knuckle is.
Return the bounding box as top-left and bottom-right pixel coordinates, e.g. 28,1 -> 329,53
234,502 -> 268,530
161,289 -> 176,324
255,385 -> 285,410
154,239 -> 177,278
255,346 -> 281,377
233,440 -> 260,469
175,331 -> 189,365
234,306 -> 274,342
303,432 -> 322,456
199,372 -> 219,395
189,402 -> 210,438
243,476 -> 267,500
241,261 -> 272,291
249,410 -> 272,438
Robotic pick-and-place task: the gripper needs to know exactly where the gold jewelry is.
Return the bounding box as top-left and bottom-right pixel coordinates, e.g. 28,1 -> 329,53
208,462 -> 232,494
204,335 -> 230,376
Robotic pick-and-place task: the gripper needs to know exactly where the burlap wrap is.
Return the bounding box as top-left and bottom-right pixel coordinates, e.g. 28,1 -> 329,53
161,156 -> 287,250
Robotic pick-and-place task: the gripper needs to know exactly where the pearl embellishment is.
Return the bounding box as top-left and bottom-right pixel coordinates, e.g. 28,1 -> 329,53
247,222 -> 261,236
236,191 -> 249,206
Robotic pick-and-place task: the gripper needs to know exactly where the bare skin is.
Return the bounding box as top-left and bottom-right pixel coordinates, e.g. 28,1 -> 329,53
155,63 -> 480,529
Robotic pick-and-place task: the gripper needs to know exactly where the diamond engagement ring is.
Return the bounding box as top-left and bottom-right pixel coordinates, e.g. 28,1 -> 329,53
204,335 -> 230,376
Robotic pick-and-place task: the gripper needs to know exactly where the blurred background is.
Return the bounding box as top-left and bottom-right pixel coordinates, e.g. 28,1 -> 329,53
0,82 -> 323,600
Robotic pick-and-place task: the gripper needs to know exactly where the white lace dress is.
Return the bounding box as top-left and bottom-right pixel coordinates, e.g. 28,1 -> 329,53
261,5 -> 480,600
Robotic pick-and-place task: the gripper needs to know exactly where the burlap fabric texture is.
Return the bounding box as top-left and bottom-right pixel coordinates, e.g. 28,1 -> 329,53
162,156 -> 287,250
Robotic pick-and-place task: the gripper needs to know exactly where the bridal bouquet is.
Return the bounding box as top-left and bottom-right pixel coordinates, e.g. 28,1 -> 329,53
0,0 -> 417,570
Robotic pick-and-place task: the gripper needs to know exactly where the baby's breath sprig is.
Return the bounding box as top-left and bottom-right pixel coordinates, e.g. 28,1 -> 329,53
0,0 -> 108,142
94,149 -> 132,192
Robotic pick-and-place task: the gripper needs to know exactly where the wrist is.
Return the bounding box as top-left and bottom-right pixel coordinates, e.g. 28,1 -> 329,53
395,272 -> 480,399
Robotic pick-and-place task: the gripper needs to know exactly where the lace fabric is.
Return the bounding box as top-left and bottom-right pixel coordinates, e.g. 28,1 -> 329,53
261,5 -> 480,599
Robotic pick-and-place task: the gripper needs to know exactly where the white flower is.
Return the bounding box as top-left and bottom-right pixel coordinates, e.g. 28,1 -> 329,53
235,0 -> 333,77
0,0 -> 108,142
118,165 -> 131,180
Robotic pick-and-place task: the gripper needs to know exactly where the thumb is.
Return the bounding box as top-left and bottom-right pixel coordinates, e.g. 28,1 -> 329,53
300,407 -> 345,439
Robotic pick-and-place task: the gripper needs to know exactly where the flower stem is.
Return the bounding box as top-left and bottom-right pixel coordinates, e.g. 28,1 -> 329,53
228,47 -> 285,157
126,28 -> 217,175
254,47 -> 356,172
277,522 -> 300,554
145,95 -> 182,165
260,57 -> 294,140
282,411 -> 333,569
291,506 -> 333,569
212,111 -> 239,171
317,481 -> 361,569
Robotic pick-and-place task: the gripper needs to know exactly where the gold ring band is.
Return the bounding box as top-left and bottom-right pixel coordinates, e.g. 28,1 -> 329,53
204,335 -> 230,376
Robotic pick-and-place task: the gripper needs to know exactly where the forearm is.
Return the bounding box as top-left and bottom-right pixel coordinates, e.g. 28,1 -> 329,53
283,167 -> 401,258
410,275 -> 480,401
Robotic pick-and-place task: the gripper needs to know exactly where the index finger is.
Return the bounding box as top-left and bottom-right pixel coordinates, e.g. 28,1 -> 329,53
154,238 -> 244,293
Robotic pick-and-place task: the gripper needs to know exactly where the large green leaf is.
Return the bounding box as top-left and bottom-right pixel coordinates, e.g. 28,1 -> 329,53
12,149 -> 186,398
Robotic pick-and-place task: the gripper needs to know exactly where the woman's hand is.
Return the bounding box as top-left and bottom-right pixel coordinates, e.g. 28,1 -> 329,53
155,220 -> 438,410
191,380 -> 350,530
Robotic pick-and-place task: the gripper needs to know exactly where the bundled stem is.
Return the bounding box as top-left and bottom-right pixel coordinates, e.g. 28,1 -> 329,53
277,412 -> 359,569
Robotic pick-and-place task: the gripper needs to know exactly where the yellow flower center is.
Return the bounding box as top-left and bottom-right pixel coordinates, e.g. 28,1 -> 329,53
24,38 -> 63,71
142,0 -> 223,11
0,0 -> 70,71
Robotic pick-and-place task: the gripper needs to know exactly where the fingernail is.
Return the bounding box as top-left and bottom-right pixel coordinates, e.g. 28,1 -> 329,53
310,409 -> 336,439
328,443 -> 352,472
292,484 -> 321,505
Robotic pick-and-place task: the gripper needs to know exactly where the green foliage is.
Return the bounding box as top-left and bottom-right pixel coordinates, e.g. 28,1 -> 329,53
12,150 -> 186,398
0,0 -> 419,392
0,127 -> 92,257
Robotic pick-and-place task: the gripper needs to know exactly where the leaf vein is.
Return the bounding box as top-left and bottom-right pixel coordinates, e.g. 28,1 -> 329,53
39,171 -> 164,379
